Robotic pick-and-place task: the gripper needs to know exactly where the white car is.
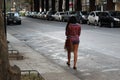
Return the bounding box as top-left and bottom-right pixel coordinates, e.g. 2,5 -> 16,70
36,12 -> 42,18
52,12 -> 65,21
87,11 -> 101,26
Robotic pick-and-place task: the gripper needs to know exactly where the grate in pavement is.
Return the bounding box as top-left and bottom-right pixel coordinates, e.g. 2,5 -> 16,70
21,70 -> 45,80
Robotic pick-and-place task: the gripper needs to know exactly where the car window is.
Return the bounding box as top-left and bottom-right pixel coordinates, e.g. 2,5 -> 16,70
60,13 -> 65,15
56,13 -> 59,15
101,12 -> 108,16
8,13 -> 14,17
64,12 -> 68,15
14,13 -> 19,17
7,12 -> 20,17
117,12 -> 120,16
110,12 -> 116,16
90,12 -> 94,16
81,11 -> 89,15
96,12 -> 101,16
69,11 -> 76,15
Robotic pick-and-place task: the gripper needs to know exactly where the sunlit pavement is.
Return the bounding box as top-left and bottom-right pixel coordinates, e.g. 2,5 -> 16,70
7,17 -> 120,80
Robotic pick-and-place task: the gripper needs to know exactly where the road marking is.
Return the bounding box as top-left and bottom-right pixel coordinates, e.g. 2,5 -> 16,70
102,68 -> 120,72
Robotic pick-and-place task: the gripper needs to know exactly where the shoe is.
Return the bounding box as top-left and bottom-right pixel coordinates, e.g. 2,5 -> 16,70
66,62 -> 70,67
73,67 -> 77,70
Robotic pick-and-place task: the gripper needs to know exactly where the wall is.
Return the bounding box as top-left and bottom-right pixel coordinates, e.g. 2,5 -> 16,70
115,2 -> 120,11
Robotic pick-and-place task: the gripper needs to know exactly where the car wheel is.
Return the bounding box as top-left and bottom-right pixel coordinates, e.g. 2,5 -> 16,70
80,20 -> 83,24
62,18 -> 65,22
18,21 -> 21,25
110,22 -> 114,28
48,18 -> 50,21
87,21 -> 90,25
59,18 -> 61,22
94,20 -> 98,26
98,21 -> 102,27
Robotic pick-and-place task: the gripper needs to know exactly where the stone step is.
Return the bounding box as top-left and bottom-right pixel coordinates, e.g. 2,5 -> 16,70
9,54 -> 23,60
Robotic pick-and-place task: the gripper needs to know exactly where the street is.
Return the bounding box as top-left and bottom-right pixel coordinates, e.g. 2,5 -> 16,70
7,17 -> 120,80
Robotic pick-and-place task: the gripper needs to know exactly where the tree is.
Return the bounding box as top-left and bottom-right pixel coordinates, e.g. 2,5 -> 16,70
0,1 -> 9,79
89,0 -> 95,11
75,0 -> 82,11
65,0 -> 69,11
106,0 -> 115,11
0,1 -> 21,80
34,0 -> 39,12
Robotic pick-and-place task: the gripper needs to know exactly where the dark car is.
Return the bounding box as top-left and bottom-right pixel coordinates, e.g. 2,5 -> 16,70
75,11 -> 89,24
98,11 -> 120,27
7,12 -> 21,25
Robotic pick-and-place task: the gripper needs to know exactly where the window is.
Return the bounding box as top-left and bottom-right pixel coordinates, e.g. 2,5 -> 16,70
14,13 -> 19,17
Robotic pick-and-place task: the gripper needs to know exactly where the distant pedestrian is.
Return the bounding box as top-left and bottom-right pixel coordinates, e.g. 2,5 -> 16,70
64,16 -> 81,70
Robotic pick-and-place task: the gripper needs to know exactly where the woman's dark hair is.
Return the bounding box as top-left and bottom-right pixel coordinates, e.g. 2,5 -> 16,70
68,16 -> 77,24
66,16 -> 77,31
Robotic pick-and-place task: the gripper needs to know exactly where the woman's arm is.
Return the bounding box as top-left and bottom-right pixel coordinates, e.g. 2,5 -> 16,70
78,25 -> 81,36
65,23 -> 70,36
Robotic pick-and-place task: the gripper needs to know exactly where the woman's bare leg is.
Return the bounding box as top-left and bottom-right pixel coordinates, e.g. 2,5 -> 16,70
67,50 -> 71,64
73,44 -> 79,68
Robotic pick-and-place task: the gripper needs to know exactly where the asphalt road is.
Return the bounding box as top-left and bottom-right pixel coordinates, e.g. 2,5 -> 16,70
7,17 -> 120,80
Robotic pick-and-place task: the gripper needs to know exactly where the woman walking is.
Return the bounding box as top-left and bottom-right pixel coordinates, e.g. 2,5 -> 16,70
64,16 -> 81,70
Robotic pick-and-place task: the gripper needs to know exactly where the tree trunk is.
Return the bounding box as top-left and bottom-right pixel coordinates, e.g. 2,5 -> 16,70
106,0 -> 115,11
52,0 -> 55,11
89,0 -> 95,11
0,6 -> 9,80
0,1 -> 21,80
75,0 -> 82,11
65,0 -> 69,11
58,0 -> 63,11
34,0 -> 40,12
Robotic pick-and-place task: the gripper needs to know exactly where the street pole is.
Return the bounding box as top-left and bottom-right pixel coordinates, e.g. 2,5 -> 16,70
4,0 -> 7,36
101,0 -> 104,12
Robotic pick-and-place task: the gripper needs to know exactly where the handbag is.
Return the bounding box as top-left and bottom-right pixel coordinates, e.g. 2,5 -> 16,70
64,38 -> 73,52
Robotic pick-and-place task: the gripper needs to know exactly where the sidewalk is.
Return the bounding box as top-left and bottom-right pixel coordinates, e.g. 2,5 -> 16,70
7,33 -> 81,80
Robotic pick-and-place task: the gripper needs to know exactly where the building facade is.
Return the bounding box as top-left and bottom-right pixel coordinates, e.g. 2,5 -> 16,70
113,0 -> 120,11
27,0 -> 120,12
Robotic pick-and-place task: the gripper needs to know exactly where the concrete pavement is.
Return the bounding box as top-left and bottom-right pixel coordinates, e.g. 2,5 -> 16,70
7,33 -> 81,80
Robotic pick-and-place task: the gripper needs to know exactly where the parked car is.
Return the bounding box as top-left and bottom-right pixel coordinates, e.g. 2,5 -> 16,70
25,11 -> 31,17
30,12 -> 37,17
98,11 -> 120,27
87,11 -> 101,26
36,12 -> 42,18
62,11 -> 76,22
75,11 -> 89,24
46,10 -> 56,20
25,11 -> 32,17
52,12 -> 65,21
6,12 -> 21,25
40,11 -> 47,19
